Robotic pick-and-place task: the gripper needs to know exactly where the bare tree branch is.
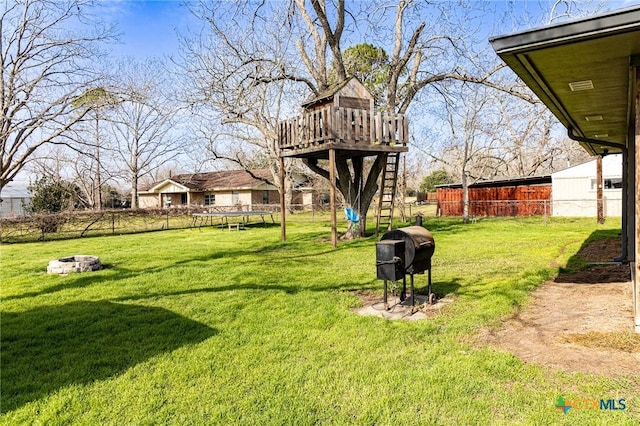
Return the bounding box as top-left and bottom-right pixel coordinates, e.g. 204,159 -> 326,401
0,0 -> 116,193
107,58 -> 183,208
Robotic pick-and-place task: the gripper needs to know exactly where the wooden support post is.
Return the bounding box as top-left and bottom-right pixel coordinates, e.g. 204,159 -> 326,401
634,68 -> 640,332
596,155 -> 604,224
618,147 -> 629,262
329,148 -> 337,248
279,156 -> 286,242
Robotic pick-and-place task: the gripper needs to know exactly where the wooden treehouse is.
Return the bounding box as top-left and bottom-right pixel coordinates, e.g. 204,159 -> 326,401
277,77 -> 409,247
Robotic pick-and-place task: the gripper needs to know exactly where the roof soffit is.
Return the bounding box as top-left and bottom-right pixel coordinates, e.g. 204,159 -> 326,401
491,7 -> 640,154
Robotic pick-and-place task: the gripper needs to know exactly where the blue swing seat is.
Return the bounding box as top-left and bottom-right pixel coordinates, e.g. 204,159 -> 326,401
344,207 -> 360,223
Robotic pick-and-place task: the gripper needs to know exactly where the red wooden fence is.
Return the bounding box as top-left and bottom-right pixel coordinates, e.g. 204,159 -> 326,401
436,185 -> 552,216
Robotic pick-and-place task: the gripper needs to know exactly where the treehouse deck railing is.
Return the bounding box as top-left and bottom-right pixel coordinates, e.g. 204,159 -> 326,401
278,106 -> 408,152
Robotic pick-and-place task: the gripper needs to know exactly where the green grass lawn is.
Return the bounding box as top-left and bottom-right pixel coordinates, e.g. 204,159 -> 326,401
1,215 -> 638,424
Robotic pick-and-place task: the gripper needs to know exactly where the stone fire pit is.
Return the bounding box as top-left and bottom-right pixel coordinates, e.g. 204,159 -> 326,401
47,255 -> 103,275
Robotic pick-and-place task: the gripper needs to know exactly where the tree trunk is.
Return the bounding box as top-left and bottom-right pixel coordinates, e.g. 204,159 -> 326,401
304,153 -> 387,238
131,158 -> 139,209
131,173 -> 139,209
285,176 -> 294,213
462,171 -> 470,224
95,115 -> 102,210
273,159 -> 295,213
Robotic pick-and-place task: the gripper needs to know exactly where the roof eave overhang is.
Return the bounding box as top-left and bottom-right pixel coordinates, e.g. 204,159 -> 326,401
490,6 -> 640,156
146,179 -> 192,193
490,7 -> 640,54
206,184 -> 276,192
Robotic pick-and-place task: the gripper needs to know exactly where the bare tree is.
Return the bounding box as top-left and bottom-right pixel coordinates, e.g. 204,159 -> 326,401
490,97 -> 590,177
178,1 -> 316,210
295,0 -> 536,235
71,87 -> 120,209
547,0 -> 609,24
175,0 -> 331,185
438,84 -> 506,223
420,80 -> 592,222
107,58 -> 183,208
0,0 -> 115,194
27,144 -> 116,209
181,0 -> 537,235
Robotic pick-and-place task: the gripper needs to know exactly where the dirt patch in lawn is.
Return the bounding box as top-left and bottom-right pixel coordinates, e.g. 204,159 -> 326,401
350,290 -> 454,320
482,238 -> 639,377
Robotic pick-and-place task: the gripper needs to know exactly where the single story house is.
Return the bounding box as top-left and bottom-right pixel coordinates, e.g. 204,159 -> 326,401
138,168 -> 312,210
552,154 -> 622,216
0,180 -> 31,217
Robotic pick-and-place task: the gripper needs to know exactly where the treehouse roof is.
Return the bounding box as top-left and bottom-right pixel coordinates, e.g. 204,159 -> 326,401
301,77 -> 373,110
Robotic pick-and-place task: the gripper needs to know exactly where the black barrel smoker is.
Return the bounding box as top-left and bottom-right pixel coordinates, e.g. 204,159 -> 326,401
375,226 -> 435,310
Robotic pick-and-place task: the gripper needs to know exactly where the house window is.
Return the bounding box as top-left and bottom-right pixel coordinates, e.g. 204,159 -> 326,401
604,178 -> 622,189
181,193 -> 188,204
262,190 -> 269,204
590,178 -> 623,190
232,191 -> 240,205
204,194 -> 216,206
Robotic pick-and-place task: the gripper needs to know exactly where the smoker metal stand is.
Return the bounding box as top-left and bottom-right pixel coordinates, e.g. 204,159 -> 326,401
384,271 -> 434,313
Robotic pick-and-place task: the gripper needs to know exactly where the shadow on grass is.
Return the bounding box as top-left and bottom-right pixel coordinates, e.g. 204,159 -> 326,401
362,218 -> 468,238
3,227 -> 449,302
2,267 -> 142,302
419,277 -> 462,298
192,222 -> 281,232
2,263 -> 123,302
3,243 -> 297,302
561,229 -> 622,269
4,239 -> 368,302
112,278 -> 379,303
555,229 -> 630,284
1,301 -> 217,414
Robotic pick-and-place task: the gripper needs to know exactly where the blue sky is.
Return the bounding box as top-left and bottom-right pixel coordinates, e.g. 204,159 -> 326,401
97,0 -> 195,58
8,0 -> 640,188
99,0 -> 640,60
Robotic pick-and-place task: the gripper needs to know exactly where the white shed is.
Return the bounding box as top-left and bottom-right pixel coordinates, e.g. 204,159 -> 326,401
0,181 -> 31,217
551,155 -> 622,217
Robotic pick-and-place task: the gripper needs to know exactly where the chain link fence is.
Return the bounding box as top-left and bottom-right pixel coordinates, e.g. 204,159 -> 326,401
402,199 -> 621,220
0,205 -> 287,243
1,199 -> 620,243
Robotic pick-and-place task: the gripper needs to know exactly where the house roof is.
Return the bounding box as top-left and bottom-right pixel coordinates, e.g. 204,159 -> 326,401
552,153 -> 622,179
490,6 -> 640,155
0,181 -> 31,198
140,168 -> 274,193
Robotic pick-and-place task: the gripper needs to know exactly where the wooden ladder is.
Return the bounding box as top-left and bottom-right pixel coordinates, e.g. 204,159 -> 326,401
376,153 -> 401,237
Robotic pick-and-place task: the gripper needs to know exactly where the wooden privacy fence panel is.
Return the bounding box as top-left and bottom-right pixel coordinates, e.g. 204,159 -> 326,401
436,185 -> 552,216
278,106 -> 408,150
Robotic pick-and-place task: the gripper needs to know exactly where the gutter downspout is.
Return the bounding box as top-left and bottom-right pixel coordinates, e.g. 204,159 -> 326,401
567,127 -> 624,153
567,127 -> 628,262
